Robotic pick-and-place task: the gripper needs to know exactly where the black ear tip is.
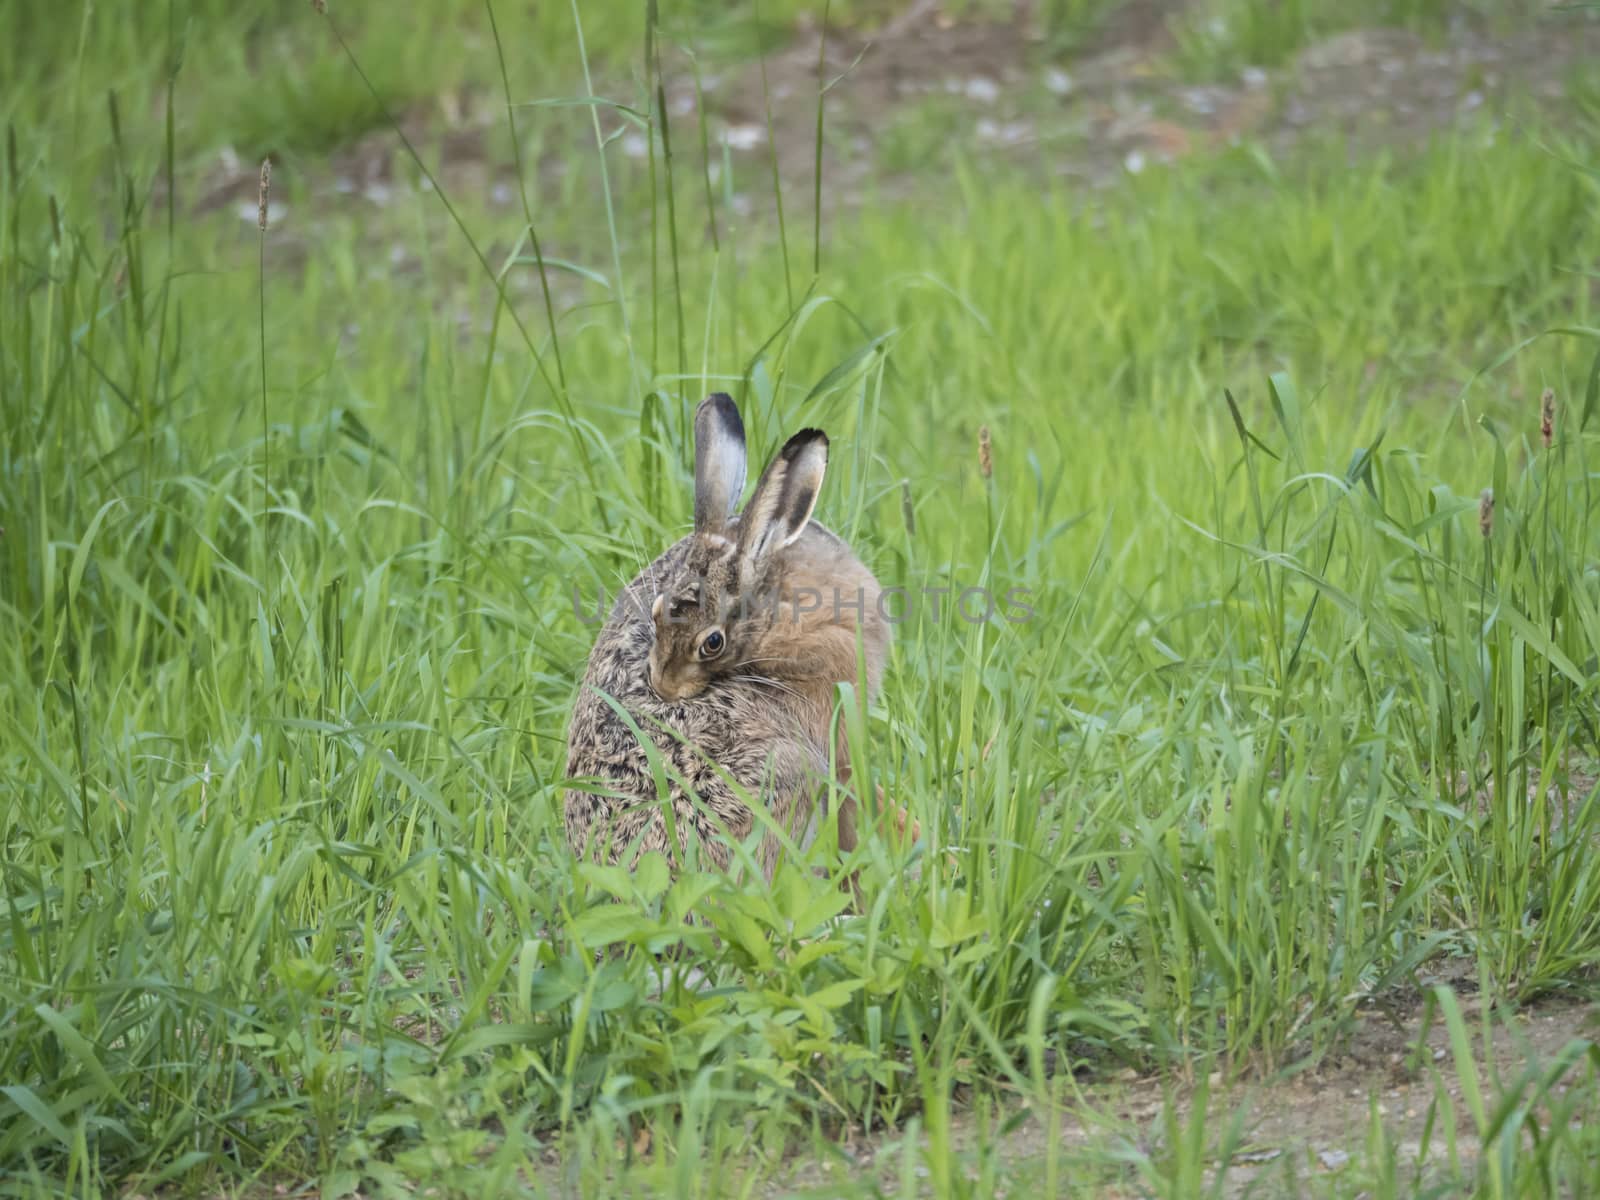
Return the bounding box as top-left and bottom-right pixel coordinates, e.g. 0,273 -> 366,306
783,428 -> 829,459
697,392 -> 744,439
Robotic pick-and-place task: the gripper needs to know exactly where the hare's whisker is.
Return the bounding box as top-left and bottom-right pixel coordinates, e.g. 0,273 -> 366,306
730,674 -> 804,703
734,655 -> 803,669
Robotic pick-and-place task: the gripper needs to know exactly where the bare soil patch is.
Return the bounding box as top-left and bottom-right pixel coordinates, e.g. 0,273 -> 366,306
694,4 -> 1600,201
771,985 -> 1599,1197
187,4 -> 1600,243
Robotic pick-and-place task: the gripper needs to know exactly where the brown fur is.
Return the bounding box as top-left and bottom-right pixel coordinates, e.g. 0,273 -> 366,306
563,395 -> 890,880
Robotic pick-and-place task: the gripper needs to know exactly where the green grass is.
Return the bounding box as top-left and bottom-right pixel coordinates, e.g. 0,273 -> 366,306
0,0 -> 845,183
5,1 -> 1600,1196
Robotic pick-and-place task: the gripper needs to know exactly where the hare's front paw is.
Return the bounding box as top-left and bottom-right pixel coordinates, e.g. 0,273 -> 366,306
873,783 -> 921,846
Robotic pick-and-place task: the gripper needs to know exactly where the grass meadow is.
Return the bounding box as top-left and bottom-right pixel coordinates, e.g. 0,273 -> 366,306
5,0 -> 1600,1195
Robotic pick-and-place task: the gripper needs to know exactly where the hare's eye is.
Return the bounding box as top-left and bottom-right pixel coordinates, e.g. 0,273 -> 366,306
698,628 -> 725,659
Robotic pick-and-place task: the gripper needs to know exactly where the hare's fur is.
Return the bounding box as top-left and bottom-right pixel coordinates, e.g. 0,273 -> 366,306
563,394 -> 889,878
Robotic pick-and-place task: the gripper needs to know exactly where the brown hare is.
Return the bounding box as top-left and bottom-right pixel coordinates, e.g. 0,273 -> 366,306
563,393 -> 892,880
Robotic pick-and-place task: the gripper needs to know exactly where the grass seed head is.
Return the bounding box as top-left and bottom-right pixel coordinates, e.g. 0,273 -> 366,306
257,159 -> 271,231
1541,387 -> 1556,449
900,478 -> 915,536
1479,488 -> 1494,539
978,425 -> 992,480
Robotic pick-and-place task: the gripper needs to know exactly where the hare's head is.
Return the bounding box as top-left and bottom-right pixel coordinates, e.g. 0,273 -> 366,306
646,394 -> 830,702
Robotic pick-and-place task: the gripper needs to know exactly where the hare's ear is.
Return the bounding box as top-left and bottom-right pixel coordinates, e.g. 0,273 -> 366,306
736,429 -> 827,563
694,393 -> 747,536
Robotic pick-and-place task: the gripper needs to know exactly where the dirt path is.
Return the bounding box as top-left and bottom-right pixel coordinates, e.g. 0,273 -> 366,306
687,3 -> 1600,203
766,987 -> 1598,1197
194,4 -> 1600,246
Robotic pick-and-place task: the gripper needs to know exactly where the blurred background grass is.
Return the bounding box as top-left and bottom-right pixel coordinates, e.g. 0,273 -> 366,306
5,0 -> 1600,1196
